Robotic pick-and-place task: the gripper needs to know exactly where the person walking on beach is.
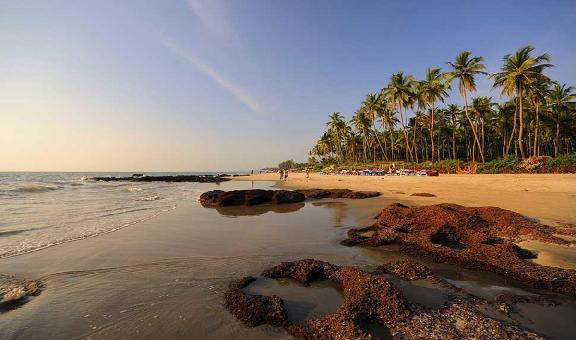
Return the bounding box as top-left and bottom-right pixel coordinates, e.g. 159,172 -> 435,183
284,170 -> 289,181
305,168 -> 310,179
279,169 -> 284,181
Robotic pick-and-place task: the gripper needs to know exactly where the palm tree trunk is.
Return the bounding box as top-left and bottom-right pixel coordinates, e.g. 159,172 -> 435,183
462,91 -> 484,162
430,104 -> 435,162
555,111 -> 560,157
518,88 -> 526,159
398,105 -> 413,161
506,105 -> 517,156
372,115 -> 386,161
532,103 -> 539,157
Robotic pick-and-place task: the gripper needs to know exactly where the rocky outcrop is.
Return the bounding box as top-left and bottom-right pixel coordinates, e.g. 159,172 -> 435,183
341,203 -> 576,296
0,274 -> 41,310
410,192 -> 437,197
92,175 -> 230,183
224,276 -> 288,327
200,190 -> 306,208
225,259 -> 543,339
200,189 -> 380,208
295,188 -> 380,199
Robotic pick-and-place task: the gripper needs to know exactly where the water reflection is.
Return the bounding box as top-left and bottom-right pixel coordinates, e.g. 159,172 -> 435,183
213,203 -> 306,217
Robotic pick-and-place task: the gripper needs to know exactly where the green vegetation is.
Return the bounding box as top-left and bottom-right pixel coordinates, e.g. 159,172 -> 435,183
309,47 -> 576,169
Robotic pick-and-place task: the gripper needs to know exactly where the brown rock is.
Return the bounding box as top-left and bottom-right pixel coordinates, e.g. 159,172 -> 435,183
410,192 -> 437,197
343,203 -> 576,296
224,260 -> 543,339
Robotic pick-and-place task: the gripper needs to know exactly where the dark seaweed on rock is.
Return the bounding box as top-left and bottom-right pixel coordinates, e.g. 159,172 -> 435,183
199,189 -> 380,208
225,259 -> 543,339
200,190 -> 306,208
342,203 -> 576,296
296,188 -> 380,199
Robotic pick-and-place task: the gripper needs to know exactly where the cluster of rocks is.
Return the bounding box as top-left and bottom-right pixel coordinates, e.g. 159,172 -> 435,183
296,188 -> 380,200
200,190 -> 306,208
341,203 -> 576,296
225,259 -> 543,339
0,274 -> 41,311
91,174 -> 231,183
200,189 -> 380,208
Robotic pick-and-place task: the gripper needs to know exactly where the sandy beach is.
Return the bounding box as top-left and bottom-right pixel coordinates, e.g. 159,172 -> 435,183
239,173 -> 576,226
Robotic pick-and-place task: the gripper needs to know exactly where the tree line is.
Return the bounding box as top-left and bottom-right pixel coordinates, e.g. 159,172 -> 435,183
309,47 -> 576,165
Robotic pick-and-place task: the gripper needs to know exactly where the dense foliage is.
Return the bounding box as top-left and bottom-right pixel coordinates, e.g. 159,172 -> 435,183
309,47 -> 576,165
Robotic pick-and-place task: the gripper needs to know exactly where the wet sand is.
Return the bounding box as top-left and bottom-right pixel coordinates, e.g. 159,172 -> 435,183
1,179 -> 576,339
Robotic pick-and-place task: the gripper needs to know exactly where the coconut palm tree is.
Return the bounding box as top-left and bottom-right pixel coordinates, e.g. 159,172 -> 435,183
417,68 -> 450,161
444,104 -> 461,159
445,51 -> 488,162
382,72 -> 417,161
326,112 -> 347,161
351,110 -> 371,162
360,93 -> 386,159
491,46 -> 553,159
378,101 -> 399,161
470,97 -> 497,157
547,82 -> 576,156
527,79 -> 551,156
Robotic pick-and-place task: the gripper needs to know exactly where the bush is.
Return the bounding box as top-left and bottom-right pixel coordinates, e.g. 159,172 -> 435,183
546,153 -> 576,172
476,157 -> 519,174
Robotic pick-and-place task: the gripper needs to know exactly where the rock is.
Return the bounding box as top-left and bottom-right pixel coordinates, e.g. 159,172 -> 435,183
225,259 -> 543,339
377,260 -> 432,280
224,276 -> 288,327
342,203 -> 576,296
199,190 -> 304,208
410,192 -> 437,197
426,170 -> 439,176
91,175 -> 230,183
296,189 -> 380,199
200,189 -> 379,208
0,274 -> 41,309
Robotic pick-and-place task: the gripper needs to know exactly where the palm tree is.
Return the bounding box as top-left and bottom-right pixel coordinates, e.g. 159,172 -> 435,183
527,79 -> 551,156
352,110 -> 371,162
417,68 -> 450,161
470,97 -> 497,158
382,72 -> 417,161
445,104 -> 461,159
378,102 -> 399,161
547,82 -> 576,156
326,112 -> 347,162
445,51 -> 488,162
361,93 -> 386,160
491,46 -> 553,159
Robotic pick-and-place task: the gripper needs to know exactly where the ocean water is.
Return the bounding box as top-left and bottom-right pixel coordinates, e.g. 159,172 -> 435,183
0,172 -> 232,258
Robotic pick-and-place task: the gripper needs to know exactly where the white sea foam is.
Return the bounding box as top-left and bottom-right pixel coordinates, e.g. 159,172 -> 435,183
0,173 -> 205,258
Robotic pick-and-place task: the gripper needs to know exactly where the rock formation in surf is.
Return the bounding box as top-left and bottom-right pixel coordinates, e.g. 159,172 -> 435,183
200,189 -> 380,208
200,190 -> 306,208
341,203 -> 576,296
295,188 -> 380,199
0,274 -> 42,310
224,259 -> 543,339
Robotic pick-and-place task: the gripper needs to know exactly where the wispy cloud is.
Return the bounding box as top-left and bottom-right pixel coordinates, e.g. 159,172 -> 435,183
160,36 -> 264,114
185,0 -> 240,45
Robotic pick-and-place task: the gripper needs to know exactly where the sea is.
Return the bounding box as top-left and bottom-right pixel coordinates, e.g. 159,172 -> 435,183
0,172 -> 241,258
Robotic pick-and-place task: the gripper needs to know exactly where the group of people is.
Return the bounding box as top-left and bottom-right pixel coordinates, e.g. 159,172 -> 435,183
278,168 -> 310,181
279,169 -> 289,181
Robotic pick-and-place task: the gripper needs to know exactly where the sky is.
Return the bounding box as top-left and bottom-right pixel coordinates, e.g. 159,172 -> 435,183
1,0 -> 575,171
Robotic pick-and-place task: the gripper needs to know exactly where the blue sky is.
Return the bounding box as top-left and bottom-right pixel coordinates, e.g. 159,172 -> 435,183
1,0 -> 575,171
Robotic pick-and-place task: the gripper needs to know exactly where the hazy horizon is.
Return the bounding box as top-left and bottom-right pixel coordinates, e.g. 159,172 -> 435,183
2,0 -> 575,171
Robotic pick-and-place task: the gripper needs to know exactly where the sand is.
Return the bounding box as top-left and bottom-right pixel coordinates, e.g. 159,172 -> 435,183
238,173 -> 576,226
